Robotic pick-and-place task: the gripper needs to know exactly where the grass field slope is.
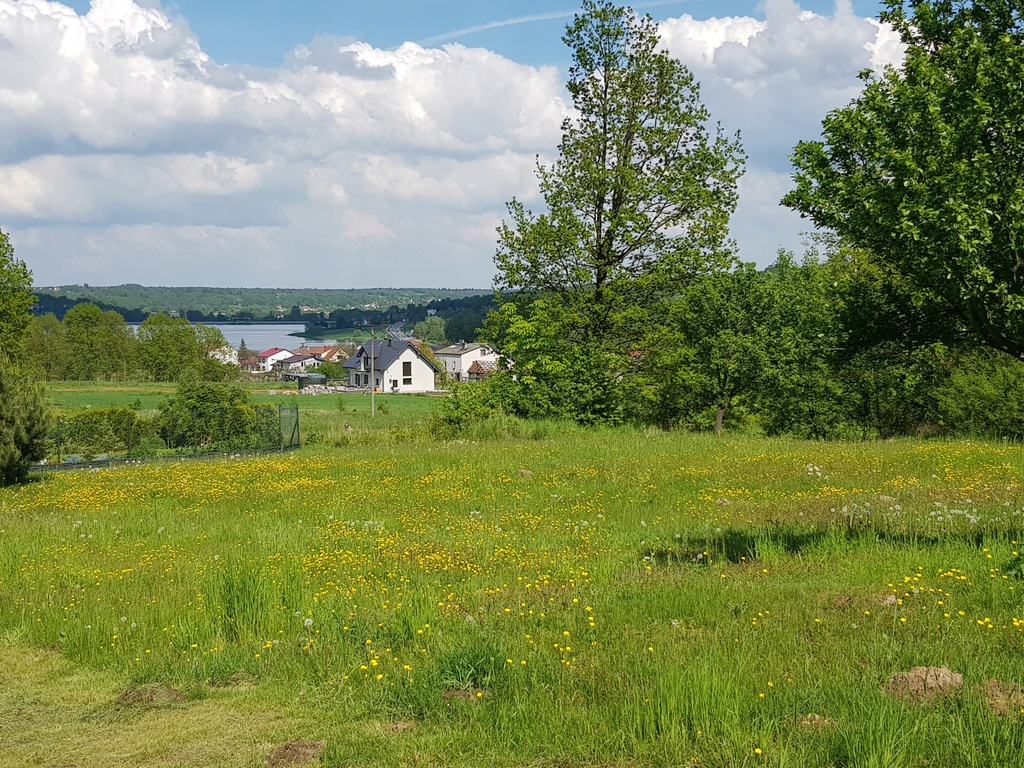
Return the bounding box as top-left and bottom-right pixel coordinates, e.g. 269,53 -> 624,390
2,428 -> 1024,766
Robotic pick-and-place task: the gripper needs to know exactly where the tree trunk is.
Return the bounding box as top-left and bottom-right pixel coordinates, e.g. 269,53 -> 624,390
714,404 -> 725,437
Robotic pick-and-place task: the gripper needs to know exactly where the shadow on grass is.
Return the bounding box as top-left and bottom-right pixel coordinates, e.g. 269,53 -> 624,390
646,525 -> 1024,567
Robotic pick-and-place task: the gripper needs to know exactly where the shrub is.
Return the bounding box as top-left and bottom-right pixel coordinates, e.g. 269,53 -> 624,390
0,358 -> 48,485
159,373 -> 280,451
57,407 -> 159,457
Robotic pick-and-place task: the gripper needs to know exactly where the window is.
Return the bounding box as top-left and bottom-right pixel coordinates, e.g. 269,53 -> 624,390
402,361 -> 412,386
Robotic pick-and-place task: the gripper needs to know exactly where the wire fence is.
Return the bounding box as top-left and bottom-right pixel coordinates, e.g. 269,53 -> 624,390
38,403 -> 301,469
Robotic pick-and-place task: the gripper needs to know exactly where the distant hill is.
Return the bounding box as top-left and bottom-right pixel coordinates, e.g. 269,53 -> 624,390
34,285 -> 491,319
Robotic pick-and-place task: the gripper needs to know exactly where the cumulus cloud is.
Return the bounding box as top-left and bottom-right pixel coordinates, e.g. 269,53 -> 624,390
0,0 -> 901,286
659,0 -> 904,261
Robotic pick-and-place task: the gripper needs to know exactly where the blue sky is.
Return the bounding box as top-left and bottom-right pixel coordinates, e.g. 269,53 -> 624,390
1,1 -> 898,288
61,0 -> 883,66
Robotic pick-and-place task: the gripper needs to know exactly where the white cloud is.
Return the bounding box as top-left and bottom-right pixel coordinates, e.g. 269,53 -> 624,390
658,0 -> 903,263
0,0 -> 901,286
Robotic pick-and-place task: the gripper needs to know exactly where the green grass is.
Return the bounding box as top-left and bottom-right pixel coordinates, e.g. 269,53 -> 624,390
46,380 -> 442,432
46,380 -> 179,413
3,427 -> 1024,766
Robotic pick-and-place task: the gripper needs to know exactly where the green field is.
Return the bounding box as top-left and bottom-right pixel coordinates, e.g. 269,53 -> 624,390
3,419 -> 1024,766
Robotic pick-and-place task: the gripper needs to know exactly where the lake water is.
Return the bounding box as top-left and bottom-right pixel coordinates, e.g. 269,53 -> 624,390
131,323 -> 337,352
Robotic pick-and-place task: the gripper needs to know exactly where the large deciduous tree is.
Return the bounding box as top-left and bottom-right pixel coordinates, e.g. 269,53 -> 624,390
62,303 -> 137,381
491,0 -> 744,421
784,0 -> 1024,358
642,263 -> 773,436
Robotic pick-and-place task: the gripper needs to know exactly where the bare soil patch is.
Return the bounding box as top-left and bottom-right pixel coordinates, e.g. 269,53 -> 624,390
267,739 -> 325,767
979,679 -> 1024,716
115,683 -> 186,708
886,667 -> 963,704
384,720 -> 416,734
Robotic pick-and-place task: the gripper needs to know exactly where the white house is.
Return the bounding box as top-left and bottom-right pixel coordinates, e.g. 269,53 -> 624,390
434,342 -> 501,383
209,344 -> 239,365
343,339 -> 438,393
243,347 -> 294,373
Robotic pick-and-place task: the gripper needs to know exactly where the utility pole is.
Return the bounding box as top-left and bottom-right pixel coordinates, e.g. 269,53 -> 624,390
369,325 -> 376,418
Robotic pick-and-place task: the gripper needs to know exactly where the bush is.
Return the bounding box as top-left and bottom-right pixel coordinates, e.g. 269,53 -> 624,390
56,407 -> 160,457
159,374 -> 280,451
0,359 -> 48,485
933,349 -> 1024,439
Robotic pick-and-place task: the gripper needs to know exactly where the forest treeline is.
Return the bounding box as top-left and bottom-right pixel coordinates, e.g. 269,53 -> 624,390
36,285 -> 489,319
22,305 -> 238,383
441,241 -> 1024,441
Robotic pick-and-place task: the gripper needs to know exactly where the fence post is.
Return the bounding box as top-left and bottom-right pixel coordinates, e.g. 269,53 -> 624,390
278,404 -> 284,451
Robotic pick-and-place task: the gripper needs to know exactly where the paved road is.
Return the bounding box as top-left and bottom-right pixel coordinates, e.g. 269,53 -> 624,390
386,322 -> 413,341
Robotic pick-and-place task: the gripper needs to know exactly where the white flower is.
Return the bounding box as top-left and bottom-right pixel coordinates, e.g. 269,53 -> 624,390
304,618 -> 314,628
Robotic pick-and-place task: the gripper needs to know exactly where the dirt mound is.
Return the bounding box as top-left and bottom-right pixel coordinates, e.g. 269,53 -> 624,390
886,667 -> 963,703
267,739 -> 325,767
979,679 -> 1024,716
115,683 -> 185,708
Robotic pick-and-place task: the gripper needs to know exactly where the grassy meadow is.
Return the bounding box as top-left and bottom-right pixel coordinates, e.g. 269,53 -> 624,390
3,388 -> 1024,766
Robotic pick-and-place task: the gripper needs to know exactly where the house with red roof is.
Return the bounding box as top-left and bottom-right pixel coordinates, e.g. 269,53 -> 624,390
241,347 -> 294,374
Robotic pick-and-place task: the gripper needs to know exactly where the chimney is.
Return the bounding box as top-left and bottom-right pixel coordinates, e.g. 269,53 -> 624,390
460,340 -> 466,350
387,338 -> 393,347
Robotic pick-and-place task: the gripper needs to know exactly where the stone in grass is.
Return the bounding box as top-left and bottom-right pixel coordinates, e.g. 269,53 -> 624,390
979,679 -> 1024,716
115,683 -> 186,708
516,469 -> 534,477
267,739 -> 325,767
886,667 -> 963,704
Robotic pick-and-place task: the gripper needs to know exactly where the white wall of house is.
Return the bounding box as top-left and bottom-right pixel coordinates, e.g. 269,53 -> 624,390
381,347 -> 435,392
258,349 -> 293,372
436,345 -> 500,382
347,346 -> 436,392
210,345 -> 238,365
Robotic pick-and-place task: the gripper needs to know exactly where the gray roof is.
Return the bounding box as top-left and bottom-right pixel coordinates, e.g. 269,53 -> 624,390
435,342 -> 491,356
342,339 -> 439,372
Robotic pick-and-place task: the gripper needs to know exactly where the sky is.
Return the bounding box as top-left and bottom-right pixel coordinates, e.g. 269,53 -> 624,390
0,0 -> 898,289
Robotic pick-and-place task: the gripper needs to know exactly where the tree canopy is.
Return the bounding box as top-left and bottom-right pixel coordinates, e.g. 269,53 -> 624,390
0,229 -> 35,359
489,0 -> 743,422
784,0 -> 1024,358
495,0 -> 743,348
